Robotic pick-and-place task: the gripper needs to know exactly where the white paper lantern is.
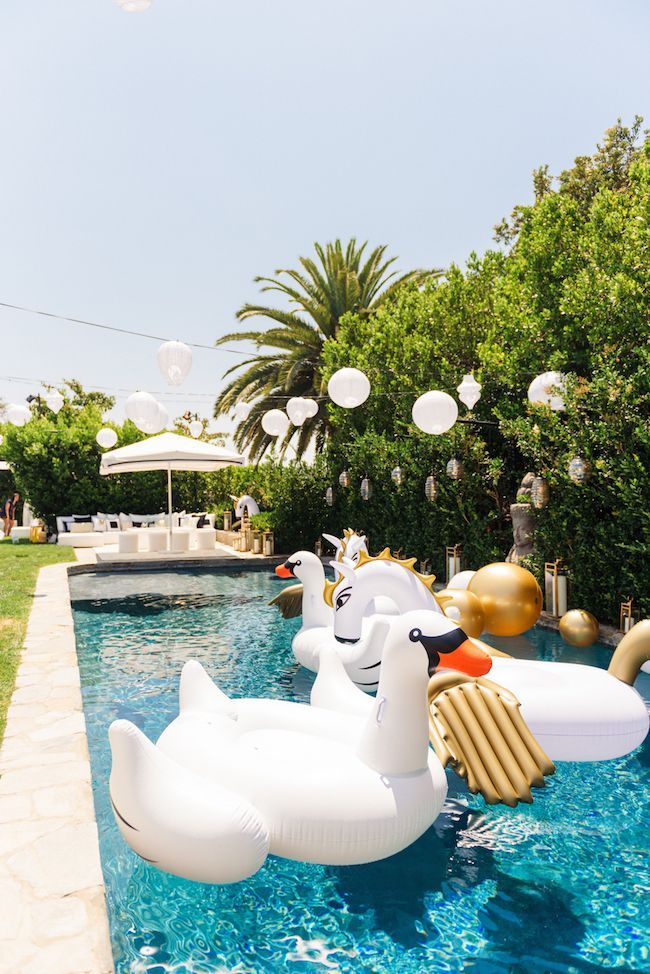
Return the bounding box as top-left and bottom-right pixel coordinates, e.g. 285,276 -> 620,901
189,419 -> 203,439
412,391 -> 458,435
325,486 -> 335,507
527,371 -> 566,411
457,374 -> 482,410
233,401 -> 252,422
303,398 -> 319,418
157,340 -> 192,387
125,391 -> 163,433
45,390 -> 64,414
6,404 -> 31,427
0,433 -> 4,445
286,397 -> 311,426
328,368 -> 370,409
96,428 -> 118,449
261,409 -> 289,437
115,0 -> 153,12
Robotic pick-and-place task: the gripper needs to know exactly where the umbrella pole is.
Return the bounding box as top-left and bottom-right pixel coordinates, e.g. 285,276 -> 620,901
167,464 -> 173,550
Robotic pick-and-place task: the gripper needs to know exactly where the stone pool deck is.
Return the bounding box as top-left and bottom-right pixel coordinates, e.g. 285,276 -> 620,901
0,564 -> 113,974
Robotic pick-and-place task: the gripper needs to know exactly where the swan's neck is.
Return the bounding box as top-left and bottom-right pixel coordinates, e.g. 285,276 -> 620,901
356,649 -> 430,775
301,567 -> 331,629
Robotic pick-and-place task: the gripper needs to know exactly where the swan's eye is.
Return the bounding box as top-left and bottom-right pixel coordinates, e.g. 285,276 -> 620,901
335,591 -> 351,611
409,628 -> 422,642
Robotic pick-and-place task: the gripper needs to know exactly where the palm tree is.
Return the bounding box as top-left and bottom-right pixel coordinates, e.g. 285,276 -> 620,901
214,238 -> 438,459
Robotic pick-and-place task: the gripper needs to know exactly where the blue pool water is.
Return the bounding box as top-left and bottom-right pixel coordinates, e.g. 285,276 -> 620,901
69,569 -> 650,974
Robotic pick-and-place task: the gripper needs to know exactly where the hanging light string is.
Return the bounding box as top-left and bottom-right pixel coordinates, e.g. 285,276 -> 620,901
0,300 -> 251,356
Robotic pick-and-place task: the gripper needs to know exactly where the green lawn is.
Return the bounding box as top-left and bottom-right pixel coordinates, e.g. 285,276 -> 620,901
0,540 -> 75,744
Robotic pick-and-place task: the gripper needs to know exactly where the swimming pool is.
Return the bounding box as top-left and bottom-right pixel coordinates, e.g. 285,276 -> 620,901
70,569 -> 650,974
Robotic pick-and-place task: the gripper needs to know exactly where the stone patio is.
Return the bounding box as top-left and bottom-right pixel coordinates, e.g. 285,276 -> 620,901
0,564 -> 113,974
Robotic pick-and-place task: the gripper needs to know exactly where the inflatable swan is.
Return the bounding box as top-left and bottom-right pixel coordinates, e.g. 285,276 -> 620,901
273,549 -> 493,688
314,610 -> 650,763
108,612 -> 453,884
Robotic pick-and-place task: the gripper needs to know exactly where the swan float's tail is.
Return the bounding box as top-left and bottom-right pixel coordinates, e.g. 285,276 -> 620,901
427,672 -> 555,807
108,719 -> 270,883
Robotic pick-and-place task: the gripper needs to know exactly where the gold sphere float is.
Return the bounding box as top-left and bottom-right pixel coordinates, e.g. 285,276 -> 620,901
437,589 -> 486,638
468,562 -> 542,636
559,609 -> 599,647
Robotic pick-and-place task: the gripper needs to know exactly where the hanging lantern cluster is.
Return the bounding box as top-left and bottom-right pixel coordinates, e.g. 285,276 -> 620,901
157,341 -> 192,388
125,391 -> 168,434
286,397 -> 319,426
424,475 -> 438,503
391,465 -> 404,486
568,456 -> 591,484
339,470 -> 350,488
96,427 -> 118,450
530,476 -> 550,509
457,373 -> 482,410
446,458 -> 464,480
360,477 -> 372,501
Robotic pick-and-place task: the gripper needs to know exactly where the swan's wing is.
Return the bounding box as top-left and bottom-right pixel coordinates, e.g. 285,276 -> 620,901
427,672 -> 554,807
311,646 -> 374,718
269,583 -> 303,619
109,719 -> 269,883
180,660 -> 234,715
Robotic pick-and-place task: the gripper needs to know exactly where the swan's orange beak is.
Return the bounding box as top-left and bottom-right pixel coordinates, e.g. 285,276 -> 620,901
275,562 -> 294,579
438,638 -> 492,677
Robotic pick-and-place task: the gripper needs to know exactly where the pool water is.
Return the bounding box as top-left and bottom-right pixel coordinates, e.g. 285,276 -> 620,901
69,570 -> 650,974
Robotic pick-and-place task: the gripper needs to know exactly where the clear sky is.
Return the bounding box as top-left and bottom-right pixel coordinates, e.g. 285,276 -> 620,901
0,0 -> 648,449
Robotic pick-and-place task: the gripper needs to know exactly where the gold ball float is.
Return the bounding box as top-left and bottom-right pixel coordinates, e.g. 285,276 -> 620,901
467,562 -> 542,637
437,589 -> 486,638
559,609 -> 599,648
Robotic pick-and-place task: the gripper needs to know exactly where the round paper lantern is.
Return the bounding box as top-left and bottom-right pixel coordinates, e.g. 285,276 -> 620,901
261,409 -> 289,437
189,419 -> 203,439
286,397 -> 311,426
157,340 -> 192,387
424,475 -> 438,503
338,470 -> 350,488
568,456 -> 592,484
447,569 -> 476,591
412,391 -> 458,435
438,589 -> 485,638
446,458 -> 464,480
527,371 -> 566,411
233,401 -> 252,422
457,374 -> 482,410
468,563 -> 542,636
559,609 -> 599,647
115,0 -> 153,11
6,404 -> 31,427
360,477 -> 372,501
96,428 -> 118,449
391,465 -> 404,486
303,399 -> 319,418
125,392 -> 162,433
45,390 -> 64,414
156,402 -> 169,431
325,486 -> 335,507
328,368 -> 370,409
531,476 -> 550,509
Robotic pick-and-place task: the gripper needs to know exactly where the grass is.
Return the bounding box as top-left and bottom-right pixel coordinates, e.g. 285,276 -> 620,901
0,539 -> 75,744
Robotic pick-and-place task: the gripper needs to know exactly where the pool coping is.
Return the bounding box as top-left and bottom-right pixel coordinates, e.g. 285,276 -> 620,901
0,563 -> 114,974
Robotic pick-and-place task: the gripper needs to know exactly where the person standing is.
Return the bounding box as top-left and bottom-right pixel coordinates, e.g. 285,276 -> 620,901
3,492 -> 20,538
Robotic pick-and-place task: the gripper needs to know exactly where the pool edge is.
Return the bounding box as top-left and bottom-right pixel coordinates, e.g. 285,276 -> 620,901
0,563 -> 114,974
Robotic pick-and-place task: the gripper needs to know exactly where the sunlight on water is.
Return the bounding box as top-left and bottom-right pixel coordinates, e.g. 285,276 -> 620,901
70,569 -> 650,973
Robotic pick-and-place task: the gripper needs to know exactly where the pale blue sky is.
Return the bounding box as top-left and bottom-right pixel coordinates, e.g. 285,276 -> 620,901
0,0 -> 648,447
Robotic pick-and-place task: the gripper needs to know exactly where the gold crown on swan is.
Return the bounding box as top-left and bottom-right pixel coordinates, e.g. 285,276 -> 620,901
323,547 -> 438,607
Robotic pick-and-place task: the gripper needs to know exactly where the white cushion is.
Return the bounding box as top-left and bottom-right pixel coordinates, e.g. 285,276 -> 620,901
119,513 -> 132,531
70,522 -> 93,534
92,516 -> 106,532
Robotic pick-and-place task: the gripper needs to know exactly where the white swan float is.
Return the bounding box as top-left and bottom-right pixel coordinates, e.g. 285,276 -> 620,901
109,612 -> 452,884
274,548 -> 493,688
313,611 -> 650,763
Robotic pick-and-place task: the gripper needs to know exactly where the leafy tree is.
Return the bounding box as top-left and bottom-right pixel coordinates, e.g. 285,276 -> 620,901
213,239 -> 437,460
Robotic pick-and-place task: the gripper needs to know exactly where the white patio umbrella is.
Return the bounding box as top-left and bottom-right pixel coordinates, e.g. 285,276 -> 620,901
99,432 -> 244,539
